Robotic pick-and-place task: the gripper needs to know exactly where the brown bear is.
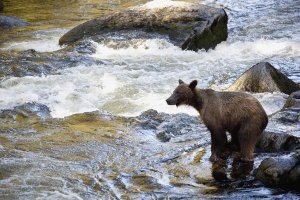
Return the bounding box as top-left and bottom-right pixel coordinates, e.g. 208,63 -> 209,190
166,79 -> 268,162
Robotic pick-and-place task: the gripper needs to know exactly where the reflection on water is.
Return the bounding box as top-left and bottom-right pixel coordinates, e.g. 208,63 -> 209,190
2,0 -> 149,25
0,0 -> 149,48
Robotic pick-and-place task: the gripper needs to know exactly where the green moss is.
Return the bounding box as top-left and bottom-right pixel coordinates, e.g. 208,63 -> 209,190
0,136 -> 13,149
192,149 -> 206,164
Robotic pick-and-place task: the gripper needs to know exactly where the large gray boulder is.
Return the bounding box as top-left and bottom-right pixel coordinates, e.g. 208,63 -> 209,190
59,1 -> 228,51
0,16 -> 28,29
256,151 -> 300,190
256,131 -> 300,152
227,62 -> 300,94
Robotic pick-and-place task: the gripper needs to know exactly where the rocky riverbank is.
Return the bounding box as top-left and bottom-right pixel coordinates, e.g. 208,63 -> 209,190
1,62 -> 300,198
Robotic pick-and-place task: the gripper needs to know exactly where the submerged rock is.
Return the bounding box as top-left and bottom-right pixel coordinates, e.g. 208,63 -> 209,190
59,1 -> 228,51
256,151 -> 300,191
0,16 -> 28,29
227,62 -> 300,94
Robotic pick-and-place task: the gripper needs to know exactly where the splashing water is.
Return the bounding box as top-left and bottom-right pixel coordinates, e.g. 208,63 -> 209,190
0,37 -> 298,117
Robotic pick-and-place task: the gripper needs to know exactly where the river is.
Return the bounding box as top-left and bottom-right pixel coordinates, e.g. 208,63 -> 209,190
0,0 -> 300,199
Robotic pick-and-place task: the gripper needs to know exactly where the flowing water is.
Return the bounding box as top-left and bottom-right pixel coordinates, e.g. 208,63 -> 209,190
1,0 -> 300,118
0,0 -> 300,199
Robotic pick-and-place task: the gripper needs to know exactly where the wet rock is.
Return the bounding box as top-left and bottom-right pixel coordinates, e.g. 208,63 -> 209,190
256,151 -> 300,191
265,102 -> 300,140
256,94 -> 300,191
130,173 -> 163,192
1,105 -> 298,198
0,106 -> 215,198
0,46 -> 102,79
135,109 -> 166,130
135,109 -> 208,143
59,1 -> 228,51
0,102 -> 51,120
0,16 -> 28,29
284,90 -> 300,108
227,62 -> 300,94
73,39 -> 97,54
256,131 -> 300,152
256,91 -> 300,151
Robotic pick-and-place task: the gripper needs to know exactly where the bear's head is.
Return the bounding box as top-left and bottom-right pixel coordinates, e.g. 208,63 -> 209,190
166,79 -> 198,106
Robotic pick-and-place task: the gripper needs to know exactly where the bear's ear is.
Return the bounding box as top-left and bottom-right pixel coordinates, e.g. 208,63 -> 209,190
189,80 -> 198,90
179,79 -> 184,84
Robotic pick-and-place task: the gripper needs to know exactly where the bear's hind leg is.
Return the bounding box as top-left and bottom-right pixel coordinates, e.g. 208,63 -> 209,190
238,124 -> 260,162
227,132 -> 240,152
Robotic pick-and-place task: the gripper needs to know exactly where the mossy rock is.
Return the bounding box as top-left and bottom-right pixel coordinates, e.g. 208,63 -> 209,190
59,1 -> 228,51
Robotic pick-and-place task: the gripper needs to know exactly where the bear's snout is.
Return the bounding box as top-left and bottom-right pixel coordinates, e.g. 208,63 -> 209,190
166,97 -> 175,105
166,98 -> 172,105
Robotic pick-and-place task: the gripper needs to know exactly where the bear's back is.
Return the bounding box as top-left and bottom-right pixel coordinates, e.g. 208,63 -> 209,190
199,89 -> 268,132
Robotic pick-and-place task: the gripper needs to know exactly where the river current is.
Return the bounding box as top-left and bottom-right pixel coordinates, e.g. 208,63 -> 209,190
0,0 -> 299,118
0,0 -> 300,199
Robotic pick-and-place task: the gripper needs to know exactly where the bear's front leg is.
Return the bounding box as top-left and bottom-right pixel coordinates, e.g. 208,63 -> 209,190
209,128 -> 228,162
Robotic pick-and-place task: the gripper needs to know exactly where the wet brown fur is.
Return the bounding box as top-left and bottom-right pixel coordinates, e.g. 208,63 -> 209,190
166,80 -> 268,161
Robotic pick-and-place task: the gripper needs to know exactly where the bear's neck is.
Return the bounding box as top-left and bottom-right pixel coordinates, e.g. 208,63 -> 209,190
188,89 -> 204,111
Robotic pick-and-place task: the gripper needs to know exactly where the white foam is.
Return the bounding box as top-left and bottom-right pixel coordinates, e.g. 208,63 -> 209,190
126,92 -> 199,117
92,38 -> 193,59
93,38 -> 300,64
0,71 -> 120,118
0,37 -> 299,118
